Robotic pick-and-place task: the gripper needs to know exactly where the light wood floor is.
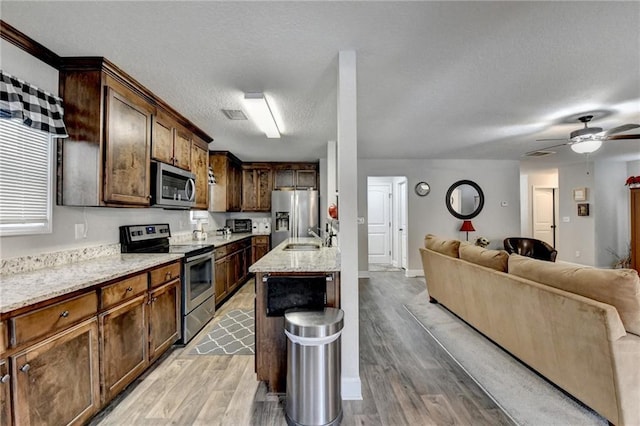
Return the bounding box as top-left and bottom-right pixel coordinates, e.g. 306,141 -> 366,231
91,272 -> 513,425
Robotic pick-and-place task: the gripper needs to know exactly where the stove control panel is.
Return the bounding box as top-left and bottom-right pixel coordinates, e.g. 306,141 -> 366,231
120,223 -> 171,243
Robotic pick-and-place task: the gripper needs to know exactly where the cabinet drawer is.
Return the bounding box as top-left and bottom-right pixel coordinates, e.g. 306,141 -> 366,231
253,235 -> 269,245
149,262 -> 181,288
101,273 -> 148,310
214,246 -> 229,259
11,292 -> 98,347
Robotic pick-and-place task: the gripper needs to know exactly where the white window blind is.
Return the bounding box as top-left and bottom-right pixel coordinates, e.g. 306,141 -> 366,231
0,119 -> 53,235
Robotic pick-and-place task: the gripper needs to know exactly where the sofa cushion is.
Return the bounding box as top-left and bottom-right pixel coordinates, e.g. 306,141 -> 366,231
509,254 -> 640,336
424,234 -> 460,258
459,244 -> 509,272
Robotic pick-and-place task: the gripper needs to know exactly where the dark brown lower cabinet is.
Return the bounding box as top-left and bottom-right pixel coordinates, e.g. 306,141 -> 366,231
11,318 -> 100,426
148,279 -> 180,362
0,359 -> 10,426
99,294 -> 148,405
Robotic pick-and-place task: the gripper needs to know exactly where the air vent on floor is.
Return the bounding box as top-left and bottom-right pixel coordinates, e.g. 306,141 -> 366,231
524,150 -> 556,157
222,109 -> 248,120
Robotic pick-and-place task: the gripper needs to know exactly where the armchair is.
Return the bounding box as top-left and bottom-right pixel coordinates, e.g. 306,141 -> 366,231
503,237 -> 558,262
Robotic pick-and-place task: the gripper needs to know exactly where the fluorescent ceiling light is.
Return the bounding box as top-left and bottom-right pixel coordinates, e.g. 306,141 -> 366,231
570,139 -> 603,154
243,93 -> 281,138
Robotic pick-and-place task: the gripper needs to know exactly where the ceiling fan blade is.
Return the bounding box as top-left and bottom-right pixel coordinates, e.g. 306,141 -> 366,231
603,124 -> 640,136
535,138 -> 567,142
528,142 -> 571,154
606,133 -> 640,140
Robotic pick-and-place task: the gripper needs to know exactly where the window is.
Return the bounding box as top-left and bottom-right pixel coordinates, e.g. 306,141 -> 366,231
0,119 -> 53,236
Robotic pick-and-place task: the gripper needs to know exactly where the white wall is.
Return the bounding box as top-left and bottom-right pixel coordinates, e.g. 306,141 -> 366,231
594,161 -> 630,267
0,41 -> 228,259
628,160 -> 640,176
358,159 -> 521,275
557,162 -> 596,265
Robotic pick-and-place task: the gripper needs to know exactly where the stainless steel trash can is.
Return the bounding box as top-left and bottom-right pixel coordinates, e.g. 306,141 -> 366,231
284,308 -> 344,426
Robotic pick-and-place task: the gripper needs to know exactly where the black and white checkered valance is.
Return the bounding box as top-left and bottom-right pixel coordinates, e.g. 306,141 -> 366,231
0,70 -> 68,137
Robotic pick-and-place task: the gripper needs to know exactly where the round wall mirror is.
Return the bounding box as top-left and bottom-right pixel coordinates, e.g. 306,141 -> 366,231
445,180 -> 484,219
415,181 -> 431,196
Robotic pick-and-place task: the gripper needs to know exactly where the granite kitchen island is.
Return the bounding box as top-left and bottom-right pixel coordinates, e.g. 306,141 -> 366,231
249,237 -> 340,393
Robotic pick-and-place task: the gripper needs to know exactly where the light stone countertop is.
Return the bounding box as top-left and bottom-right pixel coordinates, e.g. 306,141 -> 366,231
0,253 -> 184,314
249,237 -> 340,273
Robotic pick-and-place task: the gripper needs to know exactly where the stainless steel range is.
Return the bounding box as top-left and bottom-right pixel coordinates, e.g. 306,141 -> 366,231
120,224 -> 215,344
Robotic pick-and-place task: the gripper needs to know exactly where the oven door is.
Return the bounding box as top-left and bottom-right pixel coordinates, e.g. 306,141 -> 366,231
183,251 -> 215,313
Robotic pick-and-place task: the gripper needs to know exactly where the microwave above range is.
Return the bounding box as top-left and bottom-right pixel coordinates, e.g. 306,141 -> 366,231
151,162 -> 196,209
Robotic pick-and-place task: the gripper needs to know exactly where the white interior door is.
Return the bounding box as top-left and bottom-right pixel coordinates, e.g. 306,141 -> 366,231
398,180 -> 408,269
368,182 -> 391,264
533,187 -> 556,246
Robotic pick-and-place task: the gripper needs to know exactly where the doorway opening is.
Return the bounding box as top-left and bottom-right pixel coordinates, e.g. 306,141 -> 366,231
367,176 -> 408,272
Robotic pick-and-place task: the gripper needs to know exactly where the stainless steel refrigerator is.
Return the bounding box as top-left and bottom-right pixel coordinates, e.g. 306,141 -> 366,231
271,190 -> 319,248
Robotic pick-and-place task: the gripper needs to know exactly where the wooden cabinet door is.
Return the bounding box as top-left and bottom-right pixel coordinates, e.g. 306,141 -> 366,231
173,129 -> 192,171
12,318 -> 100,426
631,188 -> 640,272
215,257 -> 229,305
148,279 -> 180,362
103,87 -> 152,205
257,168 -> 273,210
99,294 -> 148,405
0,359 -> 10,426
242,169 -> 258,211
296,169 -> 317,189
243,167 -> 273,212
231,165 -> 242,212
191,142 -> 209,210
152,112 -> 175,166
274,169 -> 295,190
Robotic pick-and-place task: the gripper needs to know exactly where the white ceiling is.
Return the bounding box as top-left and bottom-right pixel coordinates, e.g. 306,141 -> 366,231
2,1 -> 639,165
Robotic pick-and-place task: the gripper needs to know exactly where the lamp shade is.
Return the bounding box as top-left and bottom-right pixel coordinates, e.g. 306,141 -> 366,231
459,220 -> 475,232
570,139 -> 602,154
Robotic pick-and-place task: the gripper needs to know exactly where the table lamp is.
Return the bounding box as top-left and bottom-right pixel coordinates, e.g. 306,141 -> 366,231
459,220 -> 475,241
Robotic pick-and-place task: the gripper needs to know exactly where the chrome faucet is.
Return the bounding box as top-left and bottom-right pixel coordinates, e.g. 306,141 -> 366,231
307,227 -> 322,242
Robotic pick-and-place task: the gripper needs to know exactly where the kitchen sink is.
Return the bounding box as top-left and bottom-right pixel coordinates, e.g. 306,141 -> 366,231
283,243 -> 321,251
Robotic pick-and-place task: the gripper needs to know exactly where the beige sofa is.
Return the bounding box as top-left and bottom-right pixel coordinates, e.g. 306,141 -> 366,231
419,234 -> 640,426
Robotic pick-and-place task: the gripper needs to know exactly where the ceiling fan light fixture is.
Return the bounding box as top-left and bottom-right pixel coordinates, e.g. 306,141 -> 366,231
570,139 -> 603,154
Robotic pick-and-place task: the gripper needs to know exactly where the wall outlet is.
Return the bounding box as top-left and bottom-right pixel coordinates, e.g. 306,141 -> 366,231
575,251 -> 581,258
562,216 -> 570,223
75,223 -> 85,240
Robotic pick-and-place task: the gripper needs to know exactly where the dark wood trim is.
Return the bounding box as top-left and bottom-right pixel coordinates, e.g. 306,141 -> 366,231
0,20 -> 61,69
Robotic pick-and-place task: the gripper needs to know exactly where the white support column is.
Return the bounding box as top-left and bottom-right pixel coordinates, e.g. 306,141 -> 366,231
337,50 -> 362,400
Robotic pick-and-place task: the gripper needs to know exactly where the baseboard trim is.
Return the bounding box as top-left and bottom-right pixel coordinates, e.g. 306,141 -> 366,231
341,377 -> 363,400
405,269 -> 424,277
359,271 -> 370,279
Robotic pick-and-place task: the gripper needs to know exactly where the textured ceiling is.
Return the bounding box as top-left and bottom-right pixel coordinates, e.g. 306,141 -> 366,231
2,1 -> 639,165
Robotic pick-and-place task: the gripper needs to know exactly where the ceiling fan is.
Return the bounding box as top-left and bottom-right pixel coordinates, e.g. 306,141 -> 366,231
532,115 -> 640,154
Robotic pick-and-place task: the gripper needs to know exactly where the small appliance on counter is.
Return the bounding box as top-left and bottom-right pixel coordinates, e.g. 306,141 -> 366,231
226,218 -> 252,233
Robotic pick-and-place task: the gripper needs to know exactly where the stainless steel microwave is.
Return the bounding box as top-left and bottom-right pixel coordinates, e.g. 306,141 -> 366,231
151,162 -> 195,209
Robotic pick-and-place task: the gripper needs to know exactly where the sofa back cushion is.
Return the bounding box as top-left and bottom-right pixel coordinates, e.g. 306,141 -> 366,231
509,254 -> 640,336
424,234 -> 460,258
459,244 -> 509,272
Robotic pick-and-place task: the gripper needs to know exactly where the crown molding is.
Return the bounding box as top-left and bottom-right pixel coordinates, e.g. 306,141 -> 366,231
1,20 -> 61,69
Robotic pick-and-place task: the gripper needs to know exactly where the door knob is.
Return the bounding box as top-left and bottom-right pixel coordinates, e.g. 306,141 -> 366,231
0,374 -> 9,383
20,364 -> 30,373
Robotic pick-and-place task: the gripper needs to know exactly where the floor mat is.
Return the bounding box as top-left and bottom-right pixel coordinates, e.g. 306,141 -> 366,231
190,309 -> 254,355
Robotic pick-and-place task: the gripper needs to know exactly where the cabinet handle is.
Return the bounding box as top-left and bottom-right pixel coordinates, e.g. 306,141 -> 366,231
126,286 -> 133,292
146,195 -> 152,200
60,310 -> 69,318
165,272 -> 172,280
20,364 -> 30,373
147,297 -> 158,305
0,374 -> 9,383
